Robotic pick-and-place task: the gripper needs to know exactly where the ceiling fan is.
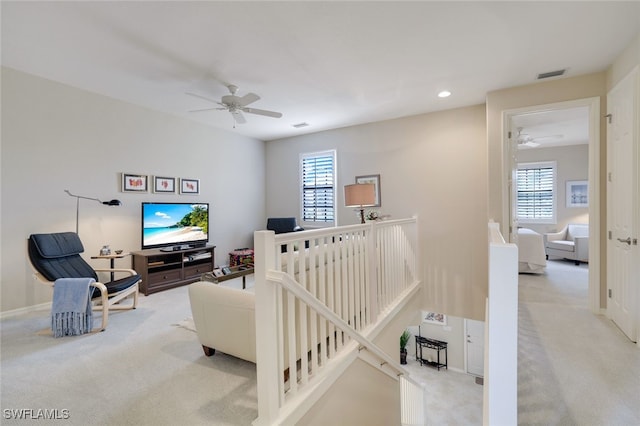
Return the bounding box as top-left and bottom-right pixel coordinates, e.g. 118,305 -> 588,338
515,128 -> 541,148
515,127 -> 563,148
186,85 -> 282,125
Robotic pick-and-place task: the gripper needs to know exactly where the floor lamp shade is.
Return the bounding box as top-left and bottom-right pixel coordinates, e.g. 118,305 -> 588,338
344,183 -> 376,223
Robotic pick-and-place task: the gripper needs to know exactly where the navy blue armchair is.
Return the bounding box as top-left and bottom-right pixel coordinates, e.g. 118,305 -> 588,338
28,232 -> 140,332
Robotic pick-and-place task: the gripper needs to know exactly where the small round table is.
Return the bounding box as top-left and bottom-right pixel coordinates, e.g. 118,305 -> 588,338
91,253 -> 130,281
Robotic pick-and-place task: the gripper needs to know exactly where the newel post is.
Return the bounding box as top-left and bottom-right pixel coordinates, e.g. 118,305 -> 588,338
253,230 -> 279,425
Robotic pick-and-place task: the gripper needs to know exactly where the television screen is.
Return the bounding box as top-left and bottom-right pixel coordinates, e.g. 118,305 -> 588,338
141,202 -> 209,250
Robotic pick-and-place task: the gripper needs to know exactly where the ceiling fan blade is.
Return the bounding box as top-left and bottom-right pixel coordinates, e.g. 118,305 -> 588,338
238,93 -> 260,107
185,92 -> 218,104
519,141 -> 540,148
242,107 -> 283,118
188,107 -> 219,113
231,110 -> 247,124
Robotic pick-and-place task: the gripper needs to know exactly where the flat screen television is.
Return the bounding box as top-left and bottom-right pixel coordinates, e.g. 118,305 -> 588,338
141,202 -> 209,250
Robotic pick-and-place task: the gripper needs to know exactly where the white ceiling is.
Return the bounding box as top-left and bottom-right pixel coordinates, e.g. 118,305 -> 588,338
2,1 -> 639,141
513,106 -> 590,150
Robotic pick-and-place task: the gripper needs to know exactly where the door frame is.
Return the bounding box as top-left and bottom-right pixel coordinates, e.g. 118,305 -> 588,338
502,97 -> 601,314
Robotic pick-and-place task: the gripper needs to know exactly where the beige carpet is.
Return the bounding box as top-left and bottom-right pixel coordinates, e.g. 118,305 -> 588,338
1,284 -> 258,426
517,260 -> 640,425
173,317 -> 196,332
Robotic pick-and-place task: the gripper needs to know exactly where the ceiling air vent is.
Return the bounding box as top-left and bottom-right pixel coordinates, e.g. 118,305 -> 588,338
292,122 -> 309,128
537,69 -> 566,80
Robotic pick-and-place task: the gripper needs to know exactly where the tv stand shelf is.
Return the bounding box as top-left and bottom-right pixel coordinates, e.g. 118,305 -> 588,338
131,246 -> 215,295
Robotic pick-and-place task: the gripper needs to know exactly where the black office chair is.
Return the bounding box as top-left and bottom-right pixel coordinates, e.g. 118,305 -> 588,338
266,218 -> 307,253
28,232 -> 140,332
266,217 -> 304,234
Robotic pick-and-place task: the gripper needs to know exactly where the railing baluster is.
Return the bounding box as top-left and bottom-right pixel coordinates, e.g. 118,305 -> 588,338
327,237 -> 336,358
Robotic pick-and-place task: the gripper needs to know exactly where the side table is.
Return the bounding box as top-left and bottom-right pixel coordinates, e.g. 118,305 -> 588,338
91,253 -> 130,281
203,265 -> 254,289
415,336 -> 448,370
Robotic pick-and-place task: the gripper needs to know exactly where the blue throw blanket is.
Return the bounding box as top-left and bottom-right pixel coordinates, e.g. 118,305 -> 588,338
51,278 -> 94,337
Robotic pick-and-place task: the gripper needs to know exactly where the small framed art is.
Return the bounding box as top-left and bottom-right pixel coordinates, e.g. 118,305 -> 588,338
122,173 -> 148,193
180,178 -> 200,195
355,174 -> 381,207
153,176 -> 176,194
422,311 -> 447,326
566,180 -> 588,208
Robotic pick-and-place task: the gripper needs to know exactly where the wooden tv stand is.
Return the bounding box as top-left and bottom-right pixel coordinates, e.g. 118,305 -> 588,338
131,245 -> 215,295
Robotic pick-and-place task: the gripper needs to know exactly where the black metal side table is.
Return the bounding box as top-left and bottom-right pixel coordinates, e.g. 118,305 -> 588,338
415,336 -> 448,370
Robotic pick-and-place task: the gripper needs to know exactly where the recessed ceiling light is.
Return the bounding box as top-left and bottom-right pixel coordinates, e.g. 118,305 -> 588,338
438,90 -> 451,98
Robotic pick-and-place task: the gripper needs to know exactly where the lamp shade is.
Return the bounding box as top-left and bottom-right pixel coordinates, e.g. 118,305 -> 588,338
344,183 -> 376,207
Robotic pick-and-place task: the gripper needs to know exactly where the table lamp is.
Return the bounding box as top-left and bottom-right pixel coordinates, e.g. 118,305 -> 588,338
65,189 -> 122,234
344,183 -> 376,224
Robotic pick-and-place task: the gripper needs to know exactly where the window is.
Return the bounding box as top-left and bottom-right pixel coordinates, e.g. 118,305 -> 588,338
300,150 -> 336,224
516,161 -> 556,224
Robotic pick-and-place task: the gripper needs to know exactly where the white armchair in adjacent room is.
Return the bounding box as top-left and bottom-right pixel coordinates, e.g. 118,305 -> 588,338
543,223 -> 589,265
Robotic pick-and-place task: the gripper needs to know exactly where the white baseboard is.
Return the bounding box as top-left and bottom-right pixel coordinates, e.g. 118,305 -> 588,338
0,302 -> 51,319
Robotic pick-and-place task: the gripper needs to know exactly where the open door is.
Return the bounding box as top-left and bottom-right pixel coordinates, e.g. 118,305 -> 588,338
503,97 -> 601,312
606,66 -> 638,342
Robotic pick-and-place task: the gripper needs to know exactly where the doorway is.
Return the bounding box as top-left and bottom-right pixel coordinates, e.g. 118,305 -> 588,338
502,97 -> 601,313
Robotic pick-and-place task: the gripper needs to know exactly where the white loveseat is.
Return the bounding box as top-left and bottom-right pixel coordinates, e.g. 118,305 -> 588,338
544,223 -> 589,264
188,281 -> 257,362
188,280 -> 314,364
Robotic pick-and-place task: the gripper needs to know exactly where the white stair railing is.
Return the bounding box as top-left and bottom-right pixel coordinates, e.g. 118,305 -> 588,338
400,374 -> 427,426
253,218 -> 424,426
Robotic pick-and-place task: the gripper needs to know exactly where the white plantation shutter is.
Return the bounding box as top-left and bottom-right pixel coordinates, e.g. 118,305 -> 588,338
301,150 -> 336,223
516,161 -> 556,224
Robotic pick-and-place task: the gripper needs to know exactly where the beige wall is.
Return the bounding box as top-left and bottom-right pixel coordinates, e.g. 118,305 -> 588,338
607,32 -> 640,90
1,67 -> 266,313
266,105 -> 489,321
298,358 -> 401,426
517,144 -> 590,234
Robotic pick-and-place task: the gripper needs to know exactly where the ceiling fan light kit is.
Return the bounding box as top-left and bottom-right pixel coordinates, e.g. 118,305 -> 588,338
187,84 -> 282,125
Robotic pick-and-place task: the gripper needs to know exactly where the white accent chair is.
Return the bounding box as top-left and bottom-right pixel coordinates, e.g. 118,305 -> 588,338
188,281 -> 257,362
544,223 -> 589,265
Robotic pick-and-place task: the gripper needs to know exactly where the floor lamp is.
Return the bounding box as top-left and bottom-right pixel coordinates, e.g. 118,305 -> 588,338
64,189 -> 121,234
344,183 -> 376,224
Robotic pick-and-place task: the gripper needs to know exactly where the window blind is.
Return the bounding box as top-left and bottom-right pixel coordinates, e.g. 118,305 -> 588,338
301,151 -> 335,222
516,165 -> 554,220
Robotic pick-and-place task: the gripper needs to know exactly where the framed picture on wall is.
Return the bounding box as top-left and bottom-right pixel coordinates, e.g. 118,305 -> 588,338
355,174 -> 381,207
121,173 -> 148,193
422,311 -> 447,326
153,176 -> 176,194
566,180 -> 588,208
180,178 -> 200,195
